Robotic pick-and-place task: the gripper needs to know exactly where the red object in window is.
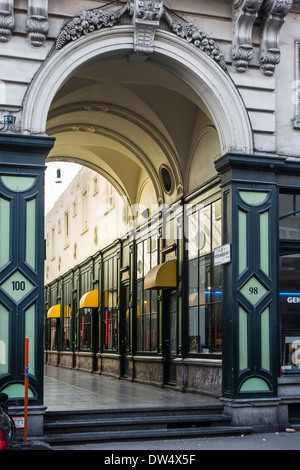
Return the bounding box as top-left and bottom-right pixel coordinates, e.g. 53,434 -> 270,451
0,428 -> 8,450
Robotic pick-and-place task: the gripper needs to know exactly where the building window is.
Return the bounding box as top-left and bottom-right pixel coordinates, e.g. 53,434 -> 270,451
105,181 -> 114,213
187,199 -> 222,354
72,200 -> 77,217
279,191 -> 300,372
81,189 -> 88,233
103,257 -> 118,351
64,211 -> 69,248
51,226 -> 55,260
136,236 -> 158,352
93,176 -> 98,196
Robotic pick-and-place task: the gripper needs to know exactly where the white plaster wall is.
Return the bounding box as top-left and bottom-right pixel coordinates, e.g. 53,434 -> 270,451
45,166 -> 127,283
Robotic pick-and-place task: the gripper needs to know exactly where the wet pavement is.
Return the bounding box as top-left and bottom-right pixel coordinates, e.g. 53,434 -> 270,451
43,364 -> 219,411
42,365 -> 300,452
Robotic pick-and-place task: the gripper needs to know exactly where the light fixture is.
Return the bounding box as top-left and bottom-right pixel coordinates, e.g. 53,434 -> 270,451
55,168 -> 62,183
0,113 -> 17,132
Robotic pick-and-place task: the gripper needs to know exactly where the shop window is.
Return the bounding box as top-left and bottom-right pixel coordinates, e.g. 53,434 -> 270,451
187,199 -> 222,354
279,191 -> 300,371
50,318 -> 57,350
80,309 -> 92,350
103,257 -> 118,351
136,236 -> 158,352
279,192 -> 300,239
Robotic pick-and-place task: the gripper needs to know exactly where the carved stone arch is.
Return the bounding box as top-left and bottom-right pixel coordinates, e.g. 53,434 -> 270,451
22,26 -> 253,154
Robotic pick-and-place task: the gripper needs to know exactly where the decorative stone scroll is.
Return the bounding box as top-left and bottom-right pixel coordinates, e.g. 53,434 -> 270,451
259,0 -> 293,76
232,0 -> 264,72
0,0 -> 15,43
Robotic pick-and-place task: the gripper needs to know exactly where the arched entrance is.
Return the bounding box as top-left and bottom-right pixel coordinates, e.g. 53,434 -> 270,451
22,26 -> 253,164
21,12 -> 253,404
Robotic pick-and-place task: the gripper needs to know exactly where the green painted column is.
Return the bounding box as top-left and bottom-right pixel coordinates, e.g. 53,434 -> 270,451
215,153 -> 285,399
0,134 -> 55,406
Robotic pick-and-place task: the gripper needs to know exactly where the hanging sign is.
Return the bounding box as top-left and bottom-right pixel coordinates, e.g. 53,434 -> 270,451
214,244 -> 231,266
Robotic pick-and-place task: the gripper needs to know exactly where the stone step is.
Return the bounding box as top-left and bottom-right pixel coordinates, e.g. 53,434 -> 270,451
42,425 -> 254,446
44,412 -> 232,434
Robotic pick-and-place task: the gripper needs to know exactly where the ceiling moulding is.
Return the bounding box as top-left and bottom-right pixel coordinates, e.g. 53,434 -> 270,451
0,0 -> 15,42
54,0 -> 227,71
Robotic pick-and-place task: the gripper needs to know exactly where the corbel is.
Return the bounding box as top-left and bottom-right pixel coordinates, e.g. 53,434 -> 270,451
128,0 -> 164,61
232,0 -> 264,72
259,0 -> 293,76
0,0 -> 15,42
26,0 -> 49,46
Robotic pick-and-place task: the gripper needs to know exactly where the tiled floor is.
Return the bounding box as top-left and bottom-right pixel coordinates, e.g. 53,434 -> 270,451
43,364 -> 220,411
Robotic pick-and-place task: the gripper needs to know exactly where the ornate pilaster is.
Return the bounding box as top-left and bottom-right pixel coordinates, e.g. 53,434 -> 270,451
259,0 -> 293,76
26,0 -> 49,46
0,0 -> 15,43
128,0 -> 164,56
232,0 -> 264,72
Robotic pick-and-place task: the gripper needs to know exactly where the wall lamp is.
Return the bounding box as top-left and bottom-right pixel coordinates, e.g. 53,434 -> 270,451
0,112 -> 17,132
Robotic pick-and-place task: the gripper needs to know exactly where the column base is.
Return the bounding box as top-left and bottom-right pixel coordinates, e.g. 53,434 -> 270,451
220,397 -> 288,432
10,405 -> 47,438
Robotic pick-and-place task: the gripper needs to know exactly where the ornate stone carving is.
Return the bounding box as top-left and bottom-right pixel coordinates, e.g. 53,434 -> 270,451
259,0 -> 293,75
55,1 -> 226,71
0,0 -> 15,42
163,10 -> 227,70
26,14 -> 49,46
55,6 -> 126,50
128,0 -> 164,56
26,0 -> 49,46
232,0 -> 264,72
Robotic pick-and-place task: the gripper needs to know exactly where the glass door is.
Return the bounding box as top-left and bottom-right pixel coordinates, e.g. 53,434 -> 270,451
120,281 -> 130,377
164,290 -> 177,384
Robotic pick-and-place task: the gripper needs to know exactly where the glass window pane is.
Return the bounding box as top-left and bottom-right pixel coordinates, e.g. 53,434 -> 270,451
279,212 -> 300,239
188,259 -> 198,306
212,200 -> 222,250
0,305 -> 9,376
199,206 -> 211,256
187,212 -> 198,259
188,307 -> 199,353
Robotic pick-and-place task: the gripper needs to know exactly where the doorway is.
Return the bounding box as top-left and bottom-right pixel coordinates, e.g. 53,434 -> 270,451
164,290 -> 177,384
120,281 -> 130,378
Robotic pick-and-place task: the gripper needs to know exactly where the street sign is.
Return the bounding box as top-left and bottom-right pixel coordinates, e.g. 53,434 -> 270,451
214,244 -> 231,266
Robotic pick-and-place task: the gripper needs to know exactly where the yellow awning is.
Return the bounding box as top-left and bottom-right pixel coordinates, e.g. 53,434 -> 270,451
47,305 -> 71,318
144,259 -> 177,290
79,289 -> 99,308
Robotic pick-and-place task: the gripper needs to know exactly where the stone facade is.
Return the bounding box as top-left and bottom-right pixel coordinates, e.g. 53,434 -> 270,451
1,0 -> 300,434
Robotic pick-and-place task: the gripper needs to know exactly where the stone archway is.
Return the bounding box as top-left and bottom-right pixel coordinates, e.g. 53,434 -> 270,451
21,12 -> 253,196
